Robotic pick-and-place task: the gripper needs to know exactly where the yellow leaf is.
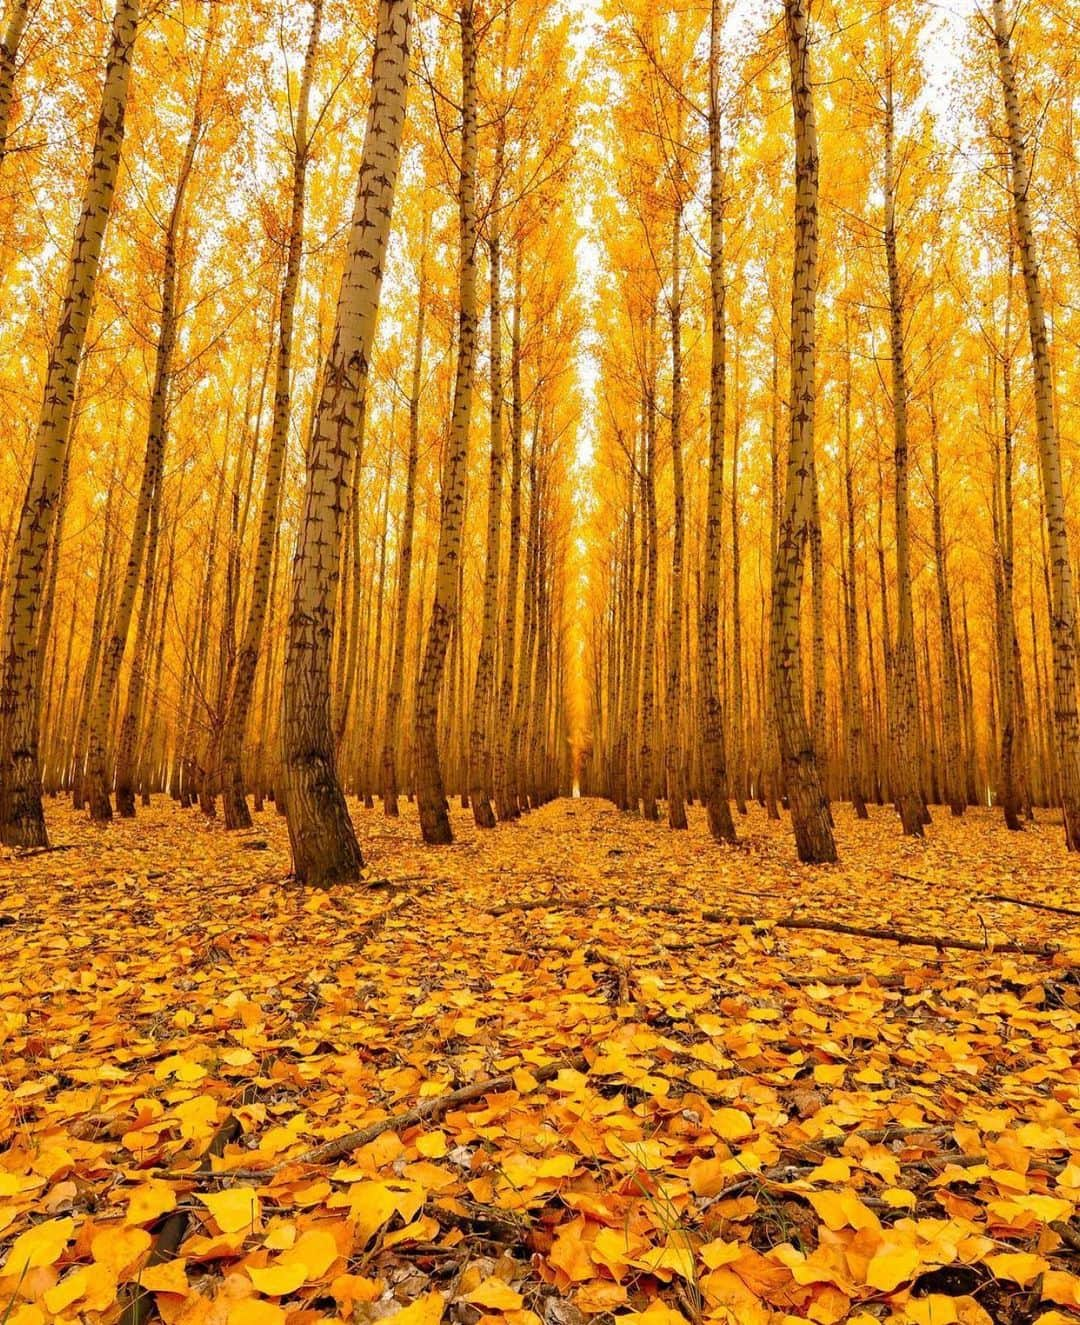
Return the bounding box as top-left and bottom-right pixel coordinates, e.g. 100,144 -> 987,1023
43,1267 -> 92,1315
865,1242 -> 920,1292
389,1290 -> 446,1325
1042,1270 -> 1080,1307
712,1108 -> 753,1141
91,1225 -> 152,1279
986,1251 -> 1048,1285
279,1227 -> 339,1280
0,1216 -> 74,1274
465,1278 -> 525,1310
228,1302 -> 286,1325
201,1189 -> 260,1234
248,1262 -> 307,1295
808,1189 -> 880,1233
126,1181 -> 178,1225
139,1258 -> 189,1295
416,1131 -> 448,1158
700,1239 -> 742,1270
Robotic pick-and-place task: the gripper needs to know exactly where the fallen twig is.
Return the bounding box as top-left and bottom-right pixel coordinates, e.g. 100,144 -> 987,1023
732,915 -> 1062,957
981,893 -> 1080,920
217,1051 -> 592,1178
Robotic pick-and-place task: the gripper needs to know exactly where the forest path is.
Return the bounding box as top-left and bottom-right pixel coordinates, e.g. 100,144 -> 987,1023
0,798 -> 1078,1322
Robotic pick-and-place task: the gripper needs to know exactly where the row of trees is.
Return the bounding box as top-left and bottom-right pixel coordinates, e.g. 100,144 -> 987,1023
0,0 -> 1077,881
0,0 -> 581,884
583,0 -> 1080,862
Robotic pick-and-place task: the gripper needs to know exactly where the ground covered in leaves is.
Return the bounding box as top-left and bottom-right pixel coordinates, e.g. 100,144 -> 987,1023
1,798 -> 1079,1325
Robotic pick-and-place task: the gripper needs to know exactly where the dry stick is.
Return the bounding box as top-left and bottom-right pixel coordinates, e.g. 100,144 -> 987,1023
271,1051 -> 591,1173
1051,1220 -> 1080,1253
982,893 -> 1080,920
120,1115 -> 242,1325
695,913 -> 1062,958
487,897 -> 685,918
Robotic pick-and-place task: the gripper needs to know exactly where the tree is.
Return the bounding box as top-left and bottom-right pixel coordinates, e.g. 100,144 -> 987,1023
220,0 -> 323,831
0,0 -> 140,848
281,0 -> 414,886
414,1 -> 479,846
988,0 -> 1080,850
769,0 -> 837,864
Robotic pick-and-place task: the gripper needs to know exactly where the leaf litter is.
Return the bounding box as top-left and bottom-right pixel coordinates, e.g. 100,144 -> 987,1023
0,798 -> 1078,1325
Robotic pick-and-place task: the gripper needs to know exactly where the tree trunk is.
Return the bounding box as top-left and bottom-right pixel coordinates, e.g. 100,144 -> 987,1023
991,0 -> 1080,849
494,245 -> 523,821
841,319 -> 868,817
469,44 -> 507,830
0,0 -> 29,171
0,0 -> 139,847
665,204 -> 687,830
382,213 -> 429,816
694,0 -> 736,832
221,4 -> 322,828
414,1 -> 478,845
639,312 -> 659,823
883,69 -> 923,838
770,0 -> 836,864
281,0 -> 413,884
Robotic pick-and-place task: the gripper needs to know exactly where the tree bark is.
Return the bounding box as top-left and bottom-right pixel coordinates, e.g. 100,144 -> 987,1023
770,0 -> 836,864
470,44 -> 508,829
665,204 -> 687,830
0,0 -> 140,847
281,0 -> 413,884
382,215 -> 428,815
220,0 -> 323,830
414,1 -> 478,845
991,0 -> 1080,849
699,4 -> 736,840
882,68 -> 923,837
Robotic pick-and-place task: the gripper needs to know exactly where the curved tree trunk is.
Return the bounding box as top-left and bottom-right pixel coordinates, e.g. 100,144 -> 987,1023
414,1 -> 478,846
281,0 -> 413,885
770,0 -> 836,864
0,0 -> 140,847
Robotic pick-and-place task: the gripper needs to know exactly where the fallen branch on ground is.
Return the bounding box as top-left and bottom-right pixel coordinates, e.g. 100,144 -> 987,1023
693,914 -> 1063,958
211,1051 -> 592,1179
981,893 -> 1080,920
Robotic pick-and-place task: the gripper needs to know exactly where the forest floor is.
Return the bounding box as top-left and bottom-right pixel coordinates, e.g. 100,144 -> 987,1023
1,798 -> 1078,1325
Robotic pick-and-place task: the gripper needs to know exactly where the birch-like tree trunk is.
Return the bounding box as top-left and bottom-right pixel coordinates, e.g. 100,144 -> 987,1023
664,205 -> 687,830
991,0 -> 1080,849
382,215 -> 428,815
220,0 -> 323,830
469,43 -> 508,829
414,1 -> 478,845
282,0 -> 413,884
699,0 -> 737,842
0,0 -> 139,847
639,312 -> 659,822
770,0 -> 836,864
84,17 -> 212,822
0,0 -> 28,170
882,70 -> 923,837
494,246 -> 524,821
